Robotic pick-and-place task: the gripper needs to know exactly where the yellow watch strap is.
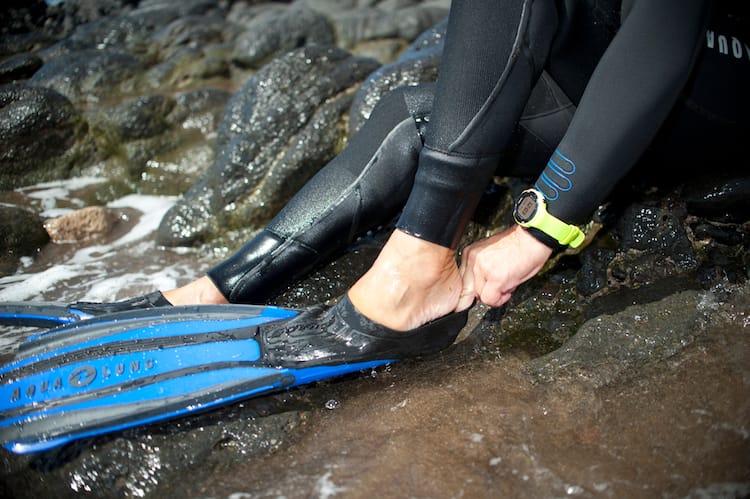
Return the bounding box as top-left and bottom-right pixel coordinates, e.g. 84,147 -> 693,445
518,189 -> 585,248
536,212 -> 585,248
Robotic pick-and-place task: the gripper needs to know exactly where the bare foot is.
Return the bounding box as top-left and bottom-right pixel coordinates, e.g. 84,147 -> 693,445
348,230 -> 467,331
162,276 -> 229,306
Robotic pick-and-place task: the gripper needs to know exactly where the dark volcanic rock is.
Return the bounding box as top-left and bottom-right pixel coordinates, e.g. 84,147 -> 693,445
0,83 -> 88,189
0,53 -> 43,84
157,45 -> 379,246
0,404 -> 309,498
326,0 -> 449,48
349,16 -> 446,132
166,87 -> 232,131
90,94 -> 176,141
684,175 -> 750,223
0,205 -> 49,276
613,202 -> 698,276
40,0 -> 223,57
29,49 -> 145,103
526,289 -> 709,387
232,3 -> 335,69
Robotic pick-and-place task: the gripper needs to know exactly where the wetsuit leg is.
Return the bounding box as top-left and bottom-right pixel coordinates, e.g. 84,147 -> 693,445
396,0 -> 560,249
504,70 -> 576,179
206,85 -> 434,304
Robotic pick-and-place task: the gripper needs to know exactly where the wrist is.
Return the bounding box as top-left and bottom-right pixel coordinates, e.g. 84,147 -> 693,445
512,189 -> 585,249
512,224 -> 554,259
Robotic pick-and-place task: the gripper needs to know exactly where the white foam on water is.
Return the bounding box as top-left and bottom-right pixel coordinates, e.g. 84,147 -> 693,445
0,333 -> 24,356
107,194 -> 177,247
21,176 -> 106,216
0,191 -> 182,303
77,263 -> 188,303
0,264 -> 84,301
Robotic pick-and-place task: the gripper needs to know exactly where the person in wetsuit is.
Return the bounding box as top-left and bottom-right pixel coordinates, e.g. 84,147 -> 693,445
82,0 -> 745,354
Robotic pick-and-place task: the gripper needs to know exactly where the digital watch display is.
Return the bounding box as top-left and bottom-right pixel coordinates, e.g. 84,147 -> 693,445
512,189 -> 585,248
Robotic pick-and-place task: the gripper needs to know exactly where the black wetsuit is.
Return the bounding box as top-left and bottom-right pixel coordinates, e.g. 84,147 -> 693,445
207,0 -> 746,304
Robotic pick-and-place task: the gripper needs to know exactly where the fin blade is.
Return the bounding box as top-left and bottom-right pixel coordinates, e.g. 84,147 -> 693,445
4,358 -> 390,454
0,302 -> 92,328
0,304 -> 391,454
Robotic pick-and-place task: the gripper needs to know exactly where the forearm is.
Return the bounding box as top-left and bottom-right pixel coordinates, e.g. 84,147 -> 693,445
539,0 -> 709,224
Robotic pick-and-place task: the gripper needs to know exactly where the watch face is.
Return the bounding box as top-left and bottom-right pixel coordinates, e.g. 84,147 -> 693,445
515,192 -> 538,223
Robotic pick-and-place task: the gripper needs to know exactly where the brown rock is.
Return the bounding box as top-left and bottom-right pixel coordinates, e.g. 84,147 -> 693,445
44,206 -> 118,242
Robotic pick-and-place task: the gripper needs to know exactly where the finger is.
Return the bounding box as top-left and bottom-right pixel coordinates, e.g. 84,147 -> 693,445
478,278 -> 512,308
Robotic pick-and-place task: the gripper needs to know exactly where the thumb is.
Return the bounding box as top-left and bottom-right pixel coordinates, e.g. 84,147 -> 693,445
455,261 -> 476,312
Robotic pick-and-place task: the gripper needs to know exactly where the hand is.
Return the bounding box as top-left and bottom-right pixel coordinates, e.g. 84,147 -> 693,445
456,225 -> 553,309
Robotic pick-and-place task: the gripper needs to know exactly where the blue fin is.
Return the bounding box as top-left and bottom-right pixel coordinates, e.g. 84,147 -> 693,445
0,304 -> 391,454
0,291 -> 170,328
0,302 -> 94,328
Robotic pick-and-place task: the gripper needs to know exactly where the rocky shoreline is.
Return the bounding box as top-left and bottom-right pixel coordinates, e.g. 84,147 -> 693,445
0,1 -> 748,497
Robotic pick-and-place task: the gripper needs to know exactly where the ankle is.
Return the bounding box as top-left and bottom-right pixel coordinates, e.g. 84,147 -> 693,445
348,230 -> 461,330
163,276 -> 228,306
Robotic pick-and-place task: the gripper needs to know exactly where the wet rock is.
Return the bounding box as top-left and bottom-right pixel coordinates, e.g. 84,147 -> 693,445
684,175 -> 750,223
166,87 -> 232,133
29,49 -> 145,103
0,0 -> 49,36
0,84 -> 90,190
157,45 -> 380,246
0,406 -> 309,499
0,54 -> 43,84
89,95 -> 175,141
576,247 -> 616,296
44,206 -> 119,242
325,0 -> 450,49
349,17 -> 446,132
691,221 -> 747,247
225,1 -> 288,29
613,202 -> 697,273
144,44 -> 232,89
526,289 -> 709,387
81,95 -> 181,181
0,206 -> 49,276
145,13 -> 241,89
151,14 -> 236,56
697,244 -> 750,288
41,0 -> 223,58
232,3 -> 335,69
0,31 -> 57,59
42,0 -> 140,39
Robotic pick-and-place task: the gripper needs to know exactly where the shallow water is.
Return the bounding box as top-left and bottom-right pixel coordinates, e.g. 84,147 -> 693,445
0,177 -> 216,355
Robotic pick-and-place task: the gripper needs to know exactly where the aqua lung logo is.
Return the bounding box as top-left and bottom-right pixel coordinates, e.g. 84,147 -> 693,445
69,365 -> 97,387
706,30 -> 749,62
280,373 -> 296,388
9,358 -> 156,403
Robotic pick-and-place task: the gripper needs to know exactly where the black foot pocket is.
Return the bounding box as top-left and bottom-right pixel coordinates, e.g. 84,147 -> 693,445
261,295 -> 468,367
71,291 -> 172,315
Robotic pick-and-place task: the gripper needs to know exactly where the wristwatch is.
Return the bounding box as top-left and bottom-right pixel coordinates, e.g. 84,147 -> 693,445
513,189 -> 585,248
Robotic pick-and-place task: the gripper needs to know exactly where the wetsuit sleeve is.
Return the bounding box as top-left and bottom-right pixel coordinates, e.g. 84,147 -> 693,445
537,0 -> 710,224
396,0 -> 560,249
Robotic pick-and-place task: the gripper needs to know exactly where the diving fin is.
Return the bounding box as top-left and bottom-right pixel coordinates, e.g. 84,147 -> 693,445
0,303 -> 391,454
0,301 -> 95,328
0,291 -> 170,328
